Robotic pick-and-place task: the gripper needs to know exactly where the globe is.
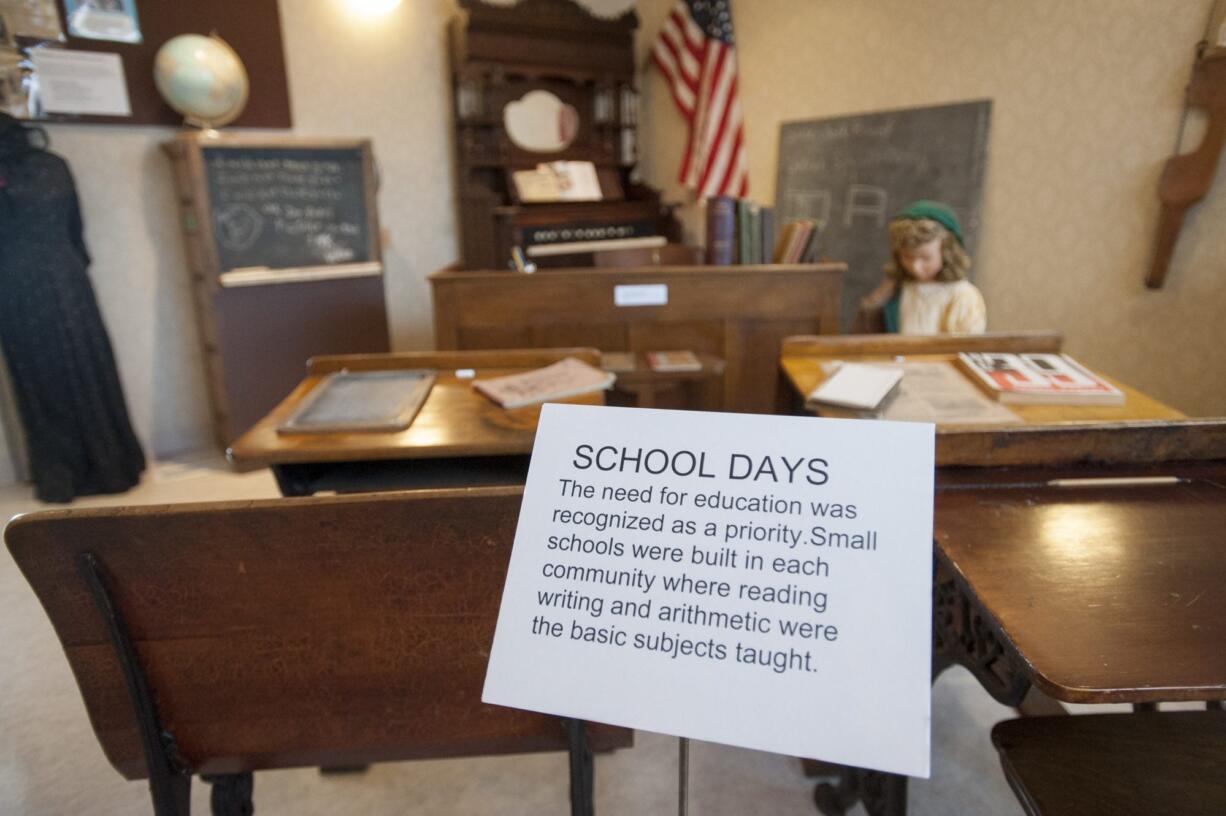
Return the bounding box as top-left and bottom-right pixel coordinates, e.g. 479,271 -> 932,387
153,34 -> 249,129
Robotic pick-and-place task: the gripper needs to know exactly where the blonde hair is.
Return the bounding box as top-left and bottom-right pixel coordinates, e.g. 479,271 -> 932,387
884,218 -> 971,282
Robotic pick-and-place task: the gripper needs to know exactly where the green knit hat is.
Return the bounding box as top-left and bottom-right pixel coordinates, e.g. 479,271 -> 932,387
893,200 -> 964,246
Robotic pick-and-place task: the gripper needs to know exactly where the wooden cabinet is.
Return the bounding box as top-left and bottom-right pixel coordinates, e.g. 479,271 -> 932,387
430,264 -> 845,414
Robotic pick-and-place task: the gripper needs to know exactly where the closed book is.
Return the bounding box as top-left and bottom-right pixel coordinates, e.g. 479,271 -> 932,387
773,221 -> 801,263
748,203 -> 762,267
759,207 -> 775,264
786,222 -> 812,263
956,352 -> 1125,405
705,196 -> 736,265
736,199 -> 752,264
646,350 -> 703,372
799,222 -> 821,263
806,363 -> 904,411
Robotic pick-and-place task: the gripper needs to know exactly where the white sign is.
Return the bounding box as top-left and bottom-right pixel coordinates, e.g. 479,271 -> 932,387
483,405 -> 934,778
613,283 -> 667,307
31,49 -> 131,117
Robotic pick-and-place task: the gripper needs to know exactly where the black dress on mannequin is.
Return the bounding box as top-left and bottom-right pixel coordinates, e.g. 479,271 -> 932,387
0,113 -> 145,502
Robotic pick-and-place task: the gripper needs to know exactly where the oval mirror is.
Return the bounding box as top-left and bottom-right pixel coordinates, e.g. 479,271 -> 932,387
504,90 -> 579,153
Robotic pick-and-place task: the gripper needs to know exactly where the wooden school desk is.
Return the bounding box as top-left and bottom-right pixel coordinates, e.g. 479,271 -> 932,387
781,334 -> 1226,816
834,475 -> 1226,816
228,348 -> 605,496
779,331 -> 1189,467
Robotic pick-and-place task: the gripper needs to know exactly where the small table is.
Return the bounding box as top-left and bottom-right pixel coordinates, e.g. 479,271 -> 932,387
229,348 -> 606,496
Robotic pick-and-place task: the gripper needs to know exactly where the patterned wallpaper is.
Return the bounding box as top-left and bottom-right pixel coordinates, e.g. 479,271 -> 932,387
638,0 -> 1226,415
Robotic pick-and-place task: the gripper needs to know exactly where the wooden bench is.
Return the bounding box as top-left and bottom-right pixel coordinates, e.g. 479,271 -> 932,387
992,712 -> 1226,815
5,486 -> 630,815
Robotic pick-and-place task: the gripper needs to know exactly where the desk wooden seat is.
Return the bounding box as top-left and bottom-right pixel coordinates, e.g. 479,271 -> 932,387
991,712 -> 1226,816
229,348 -> 605,495
780,332 -> 1193,467
431,264 -> 844,414
5,487 -> 630,815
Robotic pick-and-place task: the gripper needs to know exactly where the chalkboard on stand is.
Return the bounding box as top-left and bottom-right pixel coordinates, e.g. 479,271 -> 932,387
164,134 -> 389,448
775,100 -> 991,331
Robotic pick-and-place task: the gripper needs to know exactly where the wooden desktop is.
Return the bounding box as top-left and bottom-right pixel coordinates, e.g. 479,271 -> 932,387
779,331 -> 1197,467
431,263 -> 844,414
229,348 -> 606,496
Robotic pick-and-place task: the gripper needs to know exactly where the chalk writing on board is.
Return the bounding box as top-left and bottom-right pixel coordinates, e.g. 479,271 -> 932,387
215,204 -> 264,251
203,147 -> 373,272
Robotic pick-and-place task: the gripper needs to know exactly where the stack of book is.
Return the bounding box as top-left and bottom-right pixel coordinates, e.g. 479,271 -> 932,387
705,196 -> 822,265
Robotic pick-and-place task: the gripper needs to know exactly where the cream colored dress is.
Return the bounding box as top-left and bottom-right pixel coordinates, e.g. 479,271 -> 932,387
898,279 -> 986,334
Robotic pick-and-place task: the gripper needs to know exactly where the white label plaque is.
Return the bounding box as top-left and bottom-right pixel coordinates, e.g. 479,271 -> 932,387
483,404 -> 934,777
613,283 -> 667,307
32,49 -> 132,117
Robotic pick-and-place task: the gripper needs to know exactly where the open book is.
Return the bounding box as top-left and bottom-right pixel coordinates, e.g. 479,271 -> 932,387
472,358 -> 615,409
957,353 -> 1125,405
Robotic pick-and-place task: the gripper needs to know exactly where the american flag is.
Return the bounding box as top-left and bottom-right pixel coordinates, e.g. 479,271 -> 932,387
651,0 -> 747,199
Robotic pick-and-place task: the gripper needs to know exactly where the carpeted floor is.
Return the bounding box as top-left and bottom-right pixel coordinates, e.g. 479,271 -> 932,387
0,453 -> 1027,815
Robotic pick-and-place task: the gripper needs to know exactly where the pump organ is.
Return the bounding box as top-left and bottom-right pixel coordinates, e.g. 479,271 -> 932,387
449,0 -> 680,269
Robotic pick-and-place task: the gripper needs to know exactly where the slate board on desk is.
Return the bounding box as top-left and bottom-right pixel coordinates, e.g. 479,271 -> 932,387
775,101 -> 991,331
203,145 -> 376,273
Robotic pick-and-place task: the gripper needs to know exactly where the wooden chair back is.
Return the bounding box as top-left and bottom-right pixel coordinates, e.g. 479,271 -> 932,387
5,486 -> 628,813
306,347 -> 603,376
780,330 -> 1064,358
592,244 -> 704,267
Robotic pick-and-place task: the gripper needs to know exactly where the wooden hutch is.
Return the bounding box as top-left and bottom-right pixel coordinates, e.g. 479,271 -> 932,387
450,0 -> 679,268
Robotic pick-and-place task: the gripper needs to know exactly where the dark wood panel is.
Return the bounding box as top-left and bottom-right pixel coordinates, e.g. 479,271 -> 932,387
215,276 -> 390,441
5,488 -> 632,780
532,323 -> 628,352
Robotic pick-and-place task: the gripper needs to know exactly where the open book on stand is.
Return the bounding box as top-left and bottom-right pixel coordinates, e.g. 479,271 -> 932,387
472,357 -> 615,409
956,352 -> 1125,405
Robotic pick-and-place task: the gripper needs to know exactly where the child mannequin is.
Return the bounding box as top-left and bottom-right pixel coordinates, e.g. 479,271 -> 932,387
860,200 -> 986,334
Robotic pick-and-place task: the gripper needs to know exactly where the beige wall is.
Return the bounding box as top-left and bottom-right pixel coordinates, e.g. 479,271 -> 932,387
2,0 -> 1223,484
638,0 -> 1226,416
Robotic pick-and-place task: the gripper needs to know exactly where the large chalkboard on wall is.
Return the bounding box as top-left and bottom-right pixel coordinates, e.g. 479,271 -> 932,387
203,145 -> 376,273
775,101 -> 991,331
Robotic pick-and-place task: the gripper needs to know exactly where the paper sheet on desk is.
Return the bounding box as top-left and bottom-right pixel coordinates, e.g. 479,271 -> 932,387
822,360 -> 1018,424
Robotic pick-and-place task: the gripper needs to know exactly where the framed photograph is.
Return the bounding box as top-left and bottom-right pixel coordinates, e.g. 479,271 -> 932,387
63,0 -> 141,44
